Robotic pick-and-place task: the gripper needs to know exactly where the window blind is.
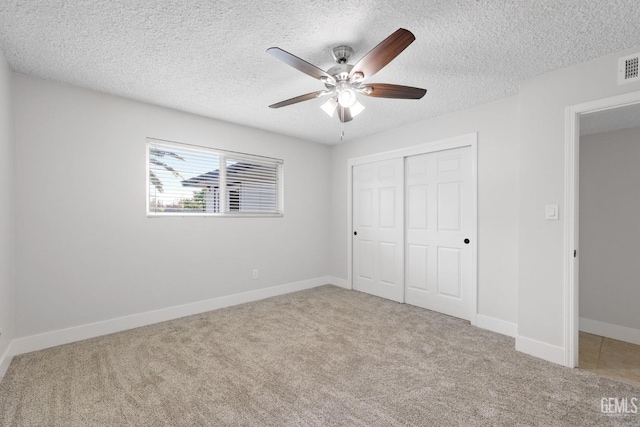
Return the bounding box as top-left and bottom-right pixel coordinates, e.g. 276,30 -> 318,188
225,157 -> 279,213
147,139 -> 283,216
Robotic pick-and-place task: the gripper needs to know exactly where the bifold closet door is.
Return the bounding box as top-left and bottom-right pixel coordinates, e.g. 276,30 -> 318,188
352,158 -> 404,302
405,147 -> 473,320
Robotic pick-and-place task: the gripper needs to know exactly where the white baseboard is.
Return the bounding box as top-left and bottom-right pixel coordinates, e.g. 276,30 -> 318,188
580,317 -> 640,345
476,314 -> 517,338
516,335 -> 566,366
327,276 -> 351,290
2,276 -> 331,380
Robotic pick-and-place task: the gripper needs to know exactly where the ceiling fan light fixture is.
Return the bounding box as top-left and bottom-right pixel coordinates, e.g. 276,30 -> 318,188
267,28 -> 426,128
338,88 -> 357,108
350,99 -> 365,117
321,97 -> 338,117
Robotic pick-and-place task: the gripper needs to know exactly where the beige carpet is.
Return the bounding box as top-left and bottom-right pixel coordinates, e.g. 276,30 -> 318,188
0,285 -> 638,426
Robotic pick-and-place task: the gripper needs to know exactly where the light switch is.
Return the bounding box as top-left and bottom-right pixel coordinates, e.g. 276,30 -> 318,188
545,204 -> 559,220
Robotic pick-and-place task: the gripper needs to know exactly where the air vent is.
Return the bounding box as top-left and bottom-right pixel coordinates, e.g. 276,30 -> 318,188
618,53 -> 640,84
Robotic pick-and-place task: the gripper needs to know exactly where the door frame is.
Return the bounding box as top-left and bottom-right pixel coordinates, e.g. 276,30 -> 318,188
347,133 -> 478,325
563,90 -> 640,368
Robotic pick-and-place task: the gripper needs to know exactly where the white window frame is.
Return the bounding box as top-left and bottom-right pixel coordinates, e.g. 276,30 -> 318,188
146,138 -> 284,218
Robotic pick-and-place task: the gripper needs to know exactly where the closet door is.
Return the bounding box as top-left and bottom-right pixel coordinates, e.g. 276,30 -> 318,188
405,147 -> 473,320
352,158 -> 404,302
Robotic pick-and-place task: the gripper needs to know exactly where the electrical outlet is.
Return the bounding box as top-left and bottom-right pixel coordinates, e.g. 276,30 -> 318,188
252,269 -> 259,279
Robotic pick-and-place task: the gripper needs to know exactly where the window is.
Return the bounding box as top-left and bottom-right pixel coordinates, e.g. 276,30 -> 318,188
147,138 -> 283,216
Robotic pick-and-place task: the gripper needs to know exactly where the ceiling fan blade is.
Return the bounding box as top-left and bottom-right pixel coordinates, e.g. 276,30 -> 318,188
267,47 -> 334,81
269,91 -> 326,109
337,105 -> 353,123
362,83 -> 427,99
349,28 -> 415,80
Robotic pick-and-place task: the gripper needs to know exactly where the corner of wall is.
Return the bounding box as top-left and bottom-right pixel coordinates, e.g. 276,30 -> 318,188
0,48 -> 15,383
515,335 -> 566,366
327,276 -> 350,290
0,342 -> 14,380
0,276 -> 335,383
476,315 -> 517,338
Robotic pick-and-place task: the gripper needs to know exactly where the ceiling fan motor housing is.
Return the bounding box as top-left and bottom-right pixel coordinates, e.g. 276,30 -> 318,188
331,45 -> 354,64
326,63 -> 354,87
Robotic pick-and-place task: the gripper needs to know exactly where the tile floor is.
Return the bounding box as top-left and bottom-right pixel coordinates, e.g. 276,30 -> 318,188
579,331 -> 640,387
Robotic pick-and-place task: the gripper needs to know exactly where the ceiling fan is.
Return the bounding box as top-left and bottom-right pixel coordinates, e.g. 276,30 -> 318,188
267,28 -> 427,123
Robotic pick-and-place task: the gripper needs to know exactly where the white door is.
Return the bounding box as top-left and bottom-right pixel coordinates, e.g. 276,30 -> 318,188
405,147 -> 473,320
352,158 -> 404,302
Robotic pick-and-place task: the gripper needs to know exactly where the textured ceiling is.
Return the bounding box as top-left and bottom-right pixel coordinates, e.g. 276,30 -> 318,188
580,102 -> 640,136
0,1 -> 639,145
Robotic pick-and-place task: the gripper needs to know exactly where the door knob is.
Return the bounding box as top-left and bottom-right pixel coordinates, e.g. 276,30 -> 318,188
464,238 -> 470,244
354,231 -> 358,236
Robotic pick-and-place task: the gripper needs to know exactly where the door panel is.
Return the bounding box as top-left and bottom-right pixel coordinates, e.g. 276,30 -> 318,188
358,240 -> 374,280
379,242 -> 397,284
437,247 -> 461,298
407,244 -> 428,291
379,187 -> 396,228
352,159 -> 404,302
405,146 -> 472,320
358,189 -> 373,227
408,185 -> 428,229
438,182 -> 461,231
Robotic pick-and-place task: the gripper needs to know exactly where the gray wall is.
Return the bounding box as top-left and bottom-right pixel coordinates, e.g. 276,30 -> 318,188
579,127 -> 640,330
330,96 -> 520,324
0,50 -> 13,360
7,43 -> 640,365
13,74 -> 331,337
518,47 -> 640,348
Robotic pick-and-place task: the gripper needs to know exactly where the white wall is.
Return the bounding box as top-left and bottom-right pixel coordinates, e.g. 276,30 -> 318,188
0,51 -> 14,363
517,47 -> 640,351
9,44 -> 640,367
330,96 -> 520,324
579,127 -> 640,331
13,74 -> 331,338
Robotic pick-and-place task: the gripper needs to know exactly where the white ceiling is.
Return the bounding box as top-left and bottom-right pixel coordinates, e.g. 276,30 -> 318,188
0,1 -> 639,145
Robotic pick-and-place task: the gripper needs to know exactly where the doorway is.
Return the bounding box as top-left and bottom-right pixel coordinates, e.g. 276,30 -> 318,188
576,103 -> 640,387
564,90 -> 640,382
348,134 -> 478,323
